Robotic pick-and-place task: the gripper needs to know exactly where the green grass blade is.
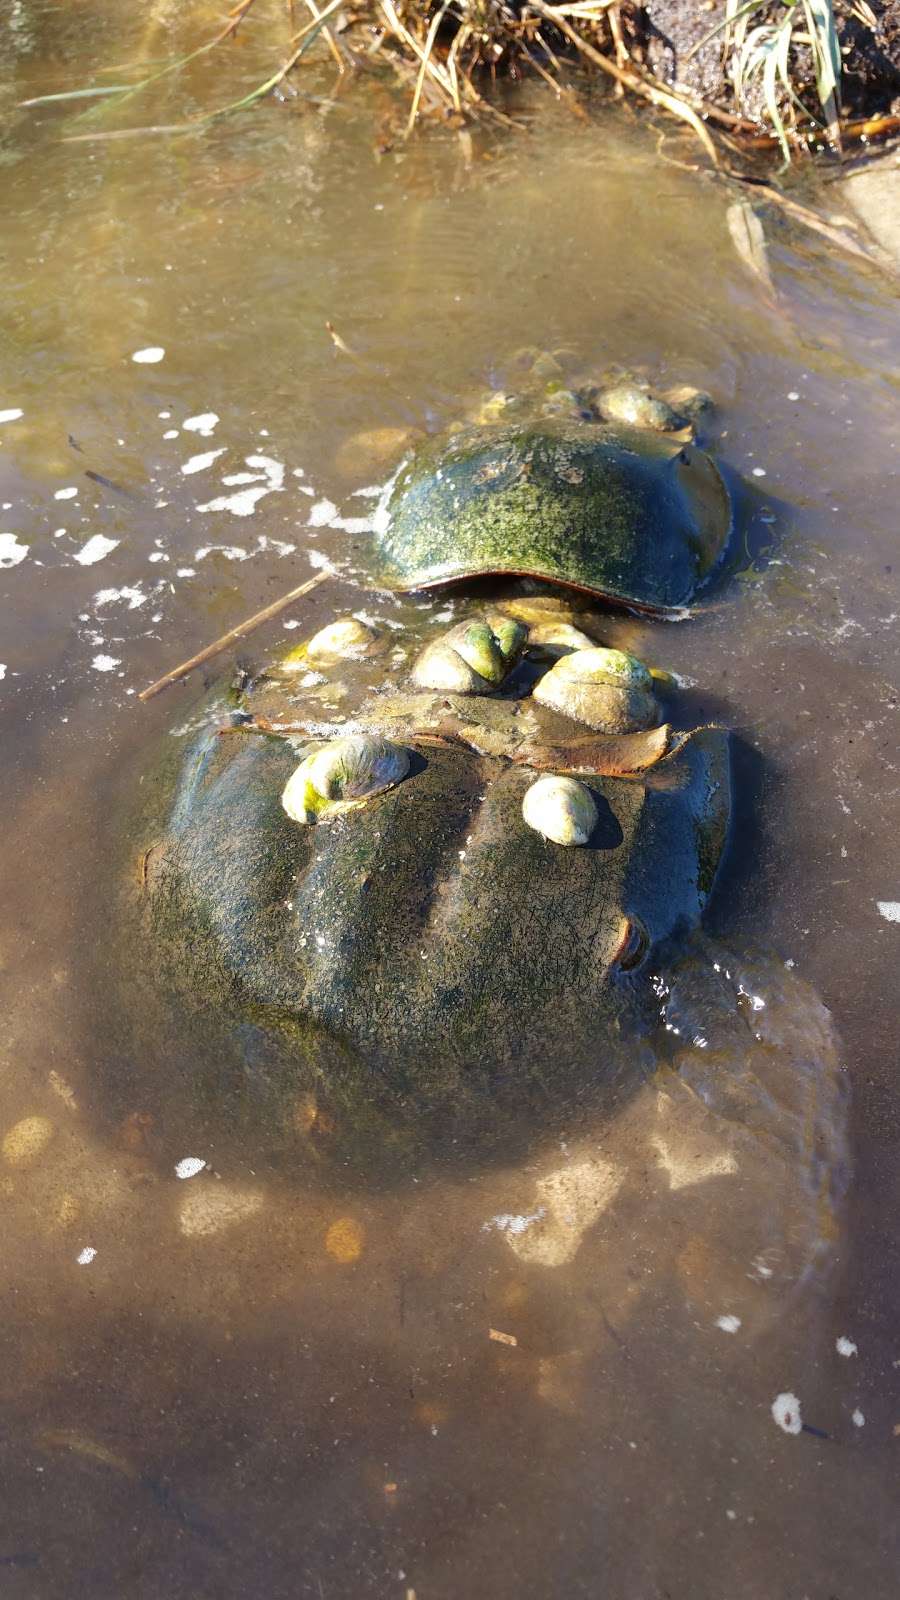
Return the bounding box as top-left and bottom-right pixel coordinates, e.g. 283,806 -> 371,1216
19,85 -> 133,107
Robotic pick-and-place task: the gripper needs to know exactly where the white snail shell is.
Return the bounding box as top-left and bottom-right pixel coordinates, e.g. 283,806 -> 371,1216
522,774 -> 598,847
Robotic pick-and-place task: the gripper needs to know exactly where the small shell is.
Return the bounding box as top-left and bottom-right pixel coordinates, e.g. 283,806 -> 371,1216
412,618 -> 525,694
597,384 -> 686,433
533,649 -> 658,733
281,616 -> 377,672
663,384 -> 713,421
522,775 -> 598,847
305,617 -> 378,663
472,390 -> 521,426
282,734 -> 409,824
526,621 -> 598,658
458,621 -> 506,683
545,646 -> 653,691
540,389 -> 588,420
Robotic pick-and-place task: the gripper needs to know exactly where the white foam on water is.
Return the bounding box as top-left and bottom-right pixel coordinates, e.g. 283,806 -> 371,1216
771,1392 -> 803,1435
73,535 -> 119,566
851,1409 -> 865,1427
94,585 -> 147,610
131,346 -> 165,363
76,1246 -> 97,1266
245,454 -> 284,487
836,1336 -> 858,1357
175,1156 -> 206,1180
0,533 -> 29,568
309,498 -> 339,527
876,900 -> 900,922
91,654 -> 121,672
715,1315 -> 742,1334
194,542 -> 250,561
197,487 -> 270,517
181,448 -> 226,476
0,665 -> 6,680
183,412 -> 219,437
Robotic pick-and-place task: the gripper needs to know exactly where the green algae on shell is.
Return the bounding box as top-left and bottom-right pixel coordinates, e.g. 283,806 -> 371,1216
412,616 -> 526,693
120,601 -> 731,1173
373,418 -> 732,613
533,647 -> 660,734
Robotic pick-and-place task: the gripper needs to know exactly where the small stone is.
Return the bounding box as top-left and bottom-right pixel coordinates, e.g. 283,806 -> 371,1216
179,1185 -> 262,1238
2,1115 -> 54,1168
325,1216 -> 364,1263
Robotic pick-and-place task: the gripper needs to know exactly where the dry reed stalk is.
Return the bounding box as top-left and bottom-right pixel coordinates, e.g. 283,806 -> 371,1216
138,569 -> 333,702
406,3 -> 450,133
303,0 -> 347,72
529,1 -> 719,164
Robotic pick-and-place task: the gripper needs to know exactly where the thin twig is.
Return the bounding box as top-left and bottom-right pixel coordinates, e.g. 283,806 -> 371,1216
406,3 -> 449,134
138,568 -> 333,702
304,0 -> 346,74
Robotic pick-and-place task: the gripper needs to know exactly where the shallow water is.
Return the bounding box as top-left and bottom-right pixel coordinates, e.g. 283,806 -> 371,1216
1,3 -> 899,1595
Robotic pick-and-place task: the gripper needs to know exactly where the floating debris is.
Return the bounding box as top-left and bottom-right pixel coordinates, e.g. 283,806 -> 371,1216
771,1391 -> 803,1435
489,1328 -> 518,1347
174,1156 -> 206,1180
76,1246 -> 97,1266
131,347 -> 165,364
836,1335 -> 858,1357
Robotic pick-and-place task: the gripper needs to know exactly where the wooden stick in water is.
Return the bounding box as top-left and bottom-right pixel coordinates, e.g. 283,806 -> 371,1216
138,567 -> 333,702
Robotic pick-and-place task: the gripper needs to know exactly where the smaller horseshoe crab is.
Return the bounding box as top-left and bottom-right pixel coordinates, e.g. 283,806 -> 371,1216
370,359 -> 733,614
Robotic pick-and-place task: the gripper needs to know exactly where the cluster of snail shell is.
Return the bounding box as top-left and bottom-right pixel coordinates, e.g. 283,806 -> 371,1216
280,611 -> 667,849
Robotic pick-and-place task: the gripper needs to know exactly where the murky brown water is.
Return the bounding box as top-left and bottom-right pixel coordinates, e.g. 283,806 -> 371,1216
1,4 -> 899,1595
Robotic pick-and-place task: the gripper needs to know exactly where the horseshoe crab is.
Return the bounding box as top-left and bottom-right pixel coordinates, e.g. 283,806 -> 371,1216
370,364 -> 733,614
124,597 -> 731,1173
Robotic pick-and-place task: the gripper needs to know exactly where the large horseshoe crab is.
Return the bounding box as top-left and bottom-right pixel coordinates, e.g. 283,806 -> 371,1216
124,595 -> 732,1172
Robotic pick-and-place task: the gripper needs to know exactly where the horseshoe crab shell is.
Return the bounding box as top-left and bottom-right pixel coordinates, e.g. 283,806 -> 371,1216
373,418 -> 733,614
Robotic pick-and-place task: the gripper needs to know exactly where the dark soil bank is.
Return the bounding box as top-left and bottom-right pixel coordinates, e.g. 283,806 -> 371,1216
625,0 -> 900,121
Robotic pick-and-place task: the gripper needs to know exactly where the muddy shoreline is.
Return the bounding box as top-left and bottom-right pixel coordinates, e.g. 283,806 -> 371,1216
628,0 -> 900,123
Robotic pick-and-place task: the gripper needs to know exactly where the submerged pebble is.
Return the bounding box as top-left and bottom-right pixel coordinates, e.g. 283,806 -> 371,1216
2,1116 -> 54,1167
